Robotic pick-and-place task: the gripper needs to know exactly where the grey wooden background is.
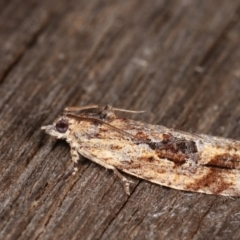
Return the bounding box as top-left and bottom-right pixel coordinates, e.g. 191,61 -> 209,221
1,0 -> 240,239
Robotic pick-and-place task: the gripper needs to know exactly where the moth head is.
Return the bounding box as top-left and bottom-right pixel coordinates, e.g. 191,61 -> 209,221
41,116 -> 71,139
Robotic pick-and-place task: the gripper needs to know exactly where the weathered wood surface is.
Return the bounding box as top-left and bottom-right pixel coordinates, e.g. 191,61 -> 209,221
1,0 -> 240,239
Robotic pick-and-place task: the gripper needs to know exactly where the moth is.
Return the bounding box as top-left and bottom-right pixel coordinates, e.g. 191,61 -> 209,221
41,105 -> 240,196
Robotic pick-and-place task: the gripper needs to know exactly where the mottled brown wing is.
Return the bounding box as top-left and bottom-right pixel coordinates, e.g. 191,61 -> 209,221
77,118 -> 240,196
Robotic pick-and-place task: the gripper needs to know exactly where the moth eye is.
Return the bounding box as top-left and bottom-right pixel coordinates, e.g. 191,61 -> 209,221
56,119 -> 69,133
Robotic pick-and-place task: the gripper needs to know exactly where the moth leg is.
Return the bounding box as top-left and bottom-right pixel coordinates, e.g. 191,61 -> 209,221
113,168 -> 133,195
100,105 -> 144,121
64,105 -> 102,114
70,147 -> 79,175
79,149 -> 133,195
64,105 -> 144,116
99,105 -> 116,121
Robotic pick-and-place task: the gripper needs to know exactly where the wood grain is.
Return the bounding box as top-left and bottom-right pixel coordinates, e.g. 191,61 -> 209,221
1,0 -> 240,239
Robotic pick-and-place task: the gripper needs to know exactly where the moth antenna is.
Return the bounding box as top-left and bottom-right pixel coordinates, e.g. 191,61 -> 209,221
65,113 -> 140,141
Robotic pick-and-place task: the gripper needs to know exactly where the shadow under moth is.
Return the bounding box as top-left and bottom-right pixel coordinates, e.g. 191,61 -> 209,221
41,105 -> 240,196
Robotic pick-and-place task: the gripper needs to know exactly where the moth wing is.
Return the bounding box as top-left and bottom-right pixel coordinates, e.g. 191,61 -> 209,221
75,118 -> 240,196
